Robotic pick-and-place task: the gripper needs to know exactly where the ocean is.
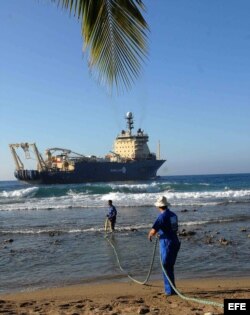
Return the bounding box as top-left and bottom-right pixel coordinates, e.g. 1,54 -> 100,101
0,173 -> 249,294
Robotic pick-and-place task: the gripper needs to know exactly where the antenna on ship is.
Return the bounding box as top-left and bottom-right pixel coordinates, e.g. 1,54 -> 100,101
126,112 -> 134,135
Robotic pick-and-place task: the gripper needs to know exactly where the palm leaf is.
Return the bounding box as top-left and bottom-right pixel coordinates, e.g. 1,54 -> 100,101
51,0 -> 148,91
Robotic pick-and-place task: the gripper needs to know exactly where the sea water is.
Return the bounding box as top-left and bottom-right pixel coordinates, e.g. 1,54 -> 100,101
0,174 -> 249,293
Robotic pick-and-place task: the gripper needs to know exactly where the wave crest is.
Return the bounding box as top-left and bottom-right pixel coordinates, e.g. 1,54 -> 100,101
0,187 -> 39,199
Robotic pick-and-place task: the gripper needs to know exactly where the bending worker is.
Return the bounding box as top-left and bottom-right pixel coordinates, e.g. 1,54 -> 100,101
106,200 -> 117,231
148,196 -> 180,295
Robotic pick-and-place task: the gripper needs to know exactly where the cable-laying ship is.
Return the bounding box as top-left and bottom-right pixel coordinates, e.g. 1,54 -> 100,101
10,112 -> 166,184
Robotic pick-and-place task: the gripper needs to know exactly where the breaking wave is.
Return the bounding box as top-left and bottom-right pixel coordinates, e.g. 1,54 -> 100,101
0,188 -> 250,211
1,174 -> 250,211
0,187 -> 39,199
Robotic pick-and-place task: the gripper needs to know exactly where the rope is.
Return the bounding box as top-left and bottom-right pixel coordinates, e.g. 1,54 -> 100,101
104,217 -> 112,232
104,219 -> 224,309
104,218 -> 157,284
159,252 -> 224,308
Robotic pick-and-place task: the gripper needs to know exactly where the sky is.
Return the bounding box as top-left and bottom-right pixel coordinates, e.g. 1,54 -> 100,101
0,0 -> 250,180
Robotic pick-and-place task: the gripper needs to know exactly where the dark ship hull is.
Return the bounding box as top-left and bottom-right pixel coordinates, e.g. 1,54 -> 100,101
11,112 -> 166,185
14,159 -> 165,184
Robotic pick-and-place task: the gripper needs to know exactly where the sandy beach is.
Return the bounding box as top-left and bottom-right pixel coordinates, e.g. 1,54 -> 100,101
0,277 -> 249,315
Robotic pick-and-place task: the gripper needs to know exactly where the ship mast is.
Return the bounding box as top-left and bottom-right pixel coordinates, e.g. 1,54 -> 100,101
126,112 -> 134,136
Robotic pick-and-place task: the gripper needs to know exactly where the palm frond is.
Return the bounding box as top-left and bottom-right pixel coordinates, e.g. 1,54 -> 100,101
51,0 -> 148,91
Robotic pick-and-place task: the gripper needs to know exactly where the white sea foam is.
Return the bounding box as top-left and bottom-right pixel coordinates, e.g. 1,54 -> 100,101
0,187 -> 39,199
180,218 -> 235,226
1,189 -> 250,211
0,218 -> 243,235
107,182 -> 164,193
0,224 -> 152,235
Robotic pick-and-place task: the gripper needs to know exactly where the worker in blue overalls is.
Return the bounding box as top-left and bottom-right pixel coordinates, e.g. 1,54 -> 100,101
148,196 -> 180,295
106,200 -> 117,231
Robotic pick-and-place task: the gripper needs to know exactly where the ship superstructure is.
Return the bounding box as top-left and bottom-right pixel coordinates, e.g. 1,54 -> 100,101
110,112 -> 155,162
10,112 -> 165,184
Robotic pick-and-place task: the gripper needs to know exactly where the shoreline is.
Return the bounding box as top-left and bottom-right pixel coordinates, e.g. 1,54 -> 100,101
1,277 -> 249,315
0,272 -> 248,295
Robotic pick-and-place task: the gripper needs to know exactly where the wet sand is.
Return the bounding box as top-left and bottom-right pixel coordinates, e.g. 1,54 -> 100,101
0,277 -> 249,314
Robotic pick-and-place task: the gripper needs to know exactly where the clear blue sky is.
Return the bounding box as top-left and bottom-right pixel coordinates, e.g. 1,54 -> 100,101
1,0 -> 250,180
